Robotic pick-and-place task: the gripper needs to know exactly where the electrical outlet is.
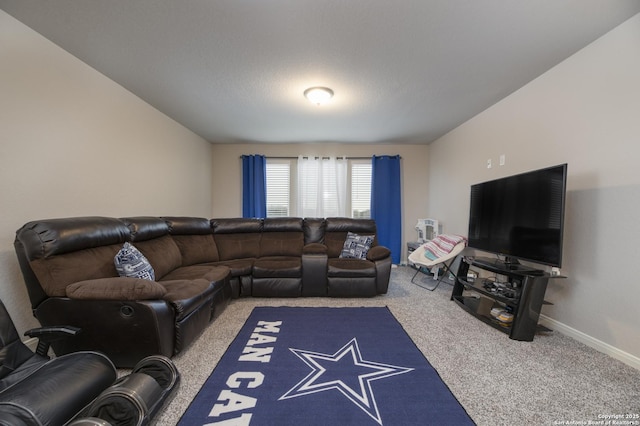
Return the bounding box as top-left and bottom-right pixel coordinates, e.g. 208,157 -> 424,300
487,159 -> 492,169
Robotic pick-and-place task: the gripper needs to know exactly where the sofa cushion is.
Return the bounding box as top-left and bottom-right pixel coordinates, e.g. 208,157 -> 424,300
339,232 -> 374,260
214,233 -> 261,260
324,232 -> 349,258
208,259 -> 255,277
160,279 -> 214,321
161,265 -> 229,283
164,216 -> 212,235
121,216 -> 169,241
29,244 -> 122,297
16,217 -> 130,259
66,277 -> 166,300
133,236 -> 182,279
253,257 -> 302,278
303,218 -> 326,244
327,258 -> 376,277
259,232 -> 304,257
114,243 -> 155,280
262,217 -> 303,232
211,218 -> 263,234
172,234 -> 219,266
326,218 -> 377,234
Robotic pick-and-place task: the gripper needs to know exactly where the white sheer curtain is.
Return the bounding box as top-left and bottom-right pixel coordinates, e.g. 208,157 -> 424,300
296,156 -> 347,217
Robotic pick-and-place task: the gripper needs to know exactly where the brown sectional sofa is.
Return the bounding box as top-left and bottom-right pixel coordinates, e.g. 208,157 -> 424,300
14,216 -> 391,367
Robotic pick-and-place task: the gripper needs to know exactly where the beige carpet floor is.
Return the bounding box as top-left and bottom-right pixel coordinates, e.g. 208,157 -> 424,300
152,266 -> 640,425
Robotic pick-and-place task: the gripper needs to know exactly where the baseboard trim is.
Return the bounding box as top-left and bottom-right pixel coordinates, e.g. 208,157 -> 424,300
539,314 -> 640,371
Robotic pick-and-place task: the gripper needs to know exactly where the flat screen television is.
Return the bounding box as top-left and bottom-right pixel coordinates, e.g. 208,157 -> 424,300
467,164 -> 567,272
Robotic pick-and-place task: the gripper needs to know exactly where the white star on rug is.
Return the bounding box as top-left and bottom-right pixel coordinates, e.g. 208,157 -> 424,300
279,338 -> 414,425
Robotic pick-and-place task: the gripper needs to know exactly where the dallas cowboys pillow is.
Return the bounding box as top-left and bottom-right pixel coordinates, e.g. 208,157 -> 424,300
339,232 -> 374,260
114,242 -> 155,281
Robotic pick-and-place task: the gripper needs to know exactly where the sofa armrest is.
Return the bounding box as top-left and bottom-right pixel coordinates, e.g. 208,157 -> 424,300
367,245 -> 390,262
302,245 -> 328,296
366,246 -> 392,295
302,243 -> 327,255
66,277 -> 167,300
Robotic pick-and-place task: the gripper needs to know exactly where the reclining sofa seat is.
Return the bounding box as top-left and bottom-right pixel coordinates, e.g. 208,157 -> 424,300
252,217 -> 304,297
121,217 -> 231,354
210,218 -> 263,297
324,218 -> 393,297
163,216 -> 232,317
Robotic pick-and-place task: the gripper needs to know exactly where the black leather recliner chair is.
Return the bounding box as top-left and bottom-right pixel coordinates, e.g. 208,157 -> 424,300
0,299 -> 116,426
0,298 -> 181,426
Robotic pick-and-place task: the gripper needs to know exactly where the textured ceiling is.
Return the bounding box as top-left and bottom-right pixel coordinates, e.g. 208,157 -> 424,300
2,1 -> 639,144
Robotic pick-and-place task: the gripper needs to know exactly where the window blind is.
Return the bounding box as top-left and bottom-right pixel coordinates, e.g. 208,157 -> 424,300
266,161 -> 290,217
351,162 -> 372,219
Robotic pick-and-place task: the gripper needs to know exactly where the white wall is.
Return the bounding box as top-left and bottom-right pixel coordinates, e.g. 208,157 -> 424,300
211,143 -> 430,263
0,11 -> 214,334
427,14 -> 640,365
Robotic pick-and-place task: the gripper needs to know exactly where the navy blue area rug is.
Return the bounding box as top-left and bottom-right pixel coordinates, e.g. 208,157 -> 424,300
179,307 -> 474,426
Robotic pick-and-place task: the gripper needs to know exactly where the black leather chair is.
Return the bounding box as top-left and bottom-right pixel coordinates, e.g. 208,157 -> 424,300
0,299 -> 117,426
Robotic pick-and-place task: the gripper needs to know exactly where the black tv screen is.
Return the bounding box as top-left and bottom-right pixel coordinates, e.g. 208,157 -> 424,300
468,164 -> 567,268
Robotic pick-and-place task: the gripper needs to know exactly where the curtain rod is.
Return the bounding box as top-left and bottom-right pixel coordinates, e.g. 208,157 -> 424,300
240,155 -> 401,160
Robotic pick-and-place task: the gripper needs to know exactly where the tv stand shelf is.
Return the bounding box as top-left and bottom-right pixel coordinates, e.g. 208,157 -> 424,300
456,277 -> 520,308
451,257 -> 559,341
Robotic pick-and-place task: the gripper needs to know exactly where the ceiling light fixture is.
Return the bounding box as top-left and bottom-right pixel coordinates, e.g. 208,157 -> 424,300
304,86 -> 334,105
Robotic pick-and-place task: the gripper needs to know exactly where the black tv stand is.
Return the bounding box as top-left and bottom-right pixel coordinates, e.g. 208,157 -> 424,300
473,256 -> 545,275
451,257 -> 562,341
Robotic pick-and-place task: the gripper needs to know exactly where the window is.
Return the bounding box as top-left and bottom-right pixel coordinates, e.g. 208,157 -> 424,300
350,161 -> 372,219
265,158 -> 371,219
265,160 -> 291,217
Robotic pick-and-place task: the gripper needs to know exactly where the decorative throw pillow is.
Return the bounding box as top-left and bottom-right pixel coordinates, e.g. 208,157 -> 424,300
339,232 -> 374,260
114,242 -> 155,280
